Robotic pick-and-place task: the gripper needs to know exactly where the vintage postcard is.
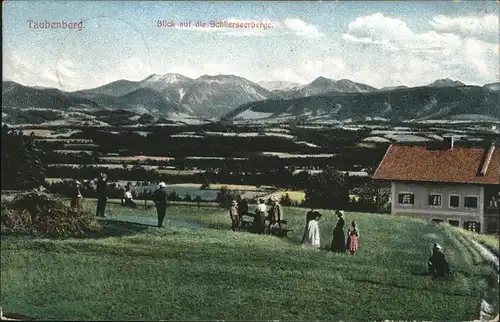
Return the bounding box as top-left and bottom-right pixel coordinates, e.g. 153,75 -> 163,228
1,0 -> 499,321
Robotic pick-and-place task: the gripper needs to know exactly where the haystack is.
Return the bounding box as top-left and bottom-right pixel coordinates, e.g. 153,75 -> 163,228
1,191 -> 101,238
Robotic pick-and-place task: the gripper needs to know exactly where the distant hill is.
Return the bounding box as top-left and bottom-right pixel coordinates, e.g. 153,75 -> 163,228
3,74 -> 499,124
3,74 -> 278,118
484,82 -> 500,91
427,78 -> 466,87
2,81 -> 101,111
274,77 -> 378,99
223,84 -> 500,123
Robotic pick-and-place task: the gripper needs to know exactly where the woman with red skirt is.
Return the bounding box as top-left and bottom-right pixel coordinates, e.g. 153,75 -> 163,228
346,221 -> 359,255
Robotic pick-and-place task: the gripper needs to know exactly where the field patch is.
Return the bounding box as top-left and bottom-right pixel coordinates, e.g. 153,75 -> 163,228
101,155 -> 175,162
261,152 -> 335,158
262,190 -> 305,203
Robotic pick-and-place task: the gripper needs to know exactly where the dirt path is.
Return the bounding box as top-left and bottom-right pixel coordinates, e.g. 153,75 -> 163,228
467,239 -> 499,322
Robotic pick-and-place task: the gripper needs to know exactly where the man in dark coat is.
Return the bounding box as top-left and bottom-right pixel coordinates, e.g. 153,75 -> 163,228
237,195 -> 249,217
237,195 -> 249,229
153,182 -> 168,228
428,243 -> 451,278
95,173 -> 108,217
330,210 -> 346,252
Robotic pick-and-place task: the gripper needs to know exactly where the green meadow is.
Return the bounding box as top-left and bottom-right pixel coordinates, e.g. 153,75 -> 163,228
1,199 -> 498,320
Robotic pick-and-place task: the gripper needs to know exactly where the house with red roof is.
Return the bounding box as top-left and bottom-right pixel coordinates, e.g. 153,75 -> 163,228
373,137 -> 499,234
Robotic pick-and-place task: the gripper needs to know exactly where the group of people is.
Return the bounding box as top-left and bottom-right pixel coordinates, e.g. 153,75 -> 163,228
301,209 -> 360,255
229,195 -> 283,235
226,196 -> 360,254
73,178 -> 452,279
70,176 -> 168,228
70,172 -> 109,218
120,182 -> 137,208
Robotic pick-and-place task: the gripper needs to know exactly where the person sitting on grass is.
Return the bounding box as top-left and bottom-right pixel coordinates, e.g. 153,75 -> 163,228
428,243 -> 451,278
123,186 -> 137,208
303,212 -> 322,249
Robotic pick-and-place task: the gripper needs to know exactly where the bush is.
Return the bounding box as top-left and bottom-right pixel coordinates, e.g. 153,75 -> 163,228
168,191 -> 182,202
215,186 -> 239,210
0,191 -> 102,238
279,193 -> 293,206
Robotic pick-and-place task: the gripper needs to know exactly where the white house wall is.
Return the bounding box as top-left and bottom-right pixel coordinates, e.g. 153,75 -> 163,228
391,181 -> 484,232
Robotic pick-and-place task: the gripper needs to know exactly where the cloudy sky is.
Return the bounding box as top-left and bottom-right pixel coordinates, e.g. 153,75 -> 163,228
3,0 -> 499,91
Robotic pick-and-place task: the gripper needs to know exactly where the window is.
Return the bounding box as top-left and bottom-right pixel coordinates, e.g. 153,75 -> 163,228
464,196 -> 478,209
449,195 -> 460,208
464,221 -> 480,233
428,194 -> 442,206
398,193 -> 414,205
432,219 -> 444,224
449,220 -> 460,227
486,219 -> 499,234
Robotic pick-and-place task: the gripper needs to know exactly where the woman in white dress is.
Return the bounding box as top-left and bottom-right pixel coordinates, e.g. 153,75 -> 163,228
303,212 -> 322,248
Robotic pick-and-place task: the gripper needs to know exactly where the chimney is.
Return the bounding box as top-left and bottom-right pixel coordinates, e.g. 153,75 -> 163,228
443,136 -> 454,150
479,143 -> 496,176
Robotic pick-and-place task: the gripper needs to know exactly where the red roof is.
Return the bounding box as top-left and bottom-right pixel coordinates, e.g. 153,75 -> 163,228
372,143 -> 500,185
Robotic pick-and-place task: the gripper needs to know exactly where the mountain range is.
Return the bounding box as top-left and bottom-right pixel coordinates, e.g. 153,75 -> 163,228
2,74 -> 499,124
224,82 -> 500,123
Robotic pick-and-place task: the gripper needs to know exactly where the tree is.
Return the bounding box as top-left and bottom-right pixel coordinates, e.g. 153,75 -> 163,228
356,180 -> 391,213
1,126 -> 47,190
215,186 -> 239,210
304,167 -> 350,210
279,193 -> 293,206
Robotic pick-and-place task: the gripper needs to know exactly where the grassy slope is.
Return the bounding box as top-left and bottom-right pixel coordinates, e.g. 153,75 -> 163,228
1,199 -> 498,320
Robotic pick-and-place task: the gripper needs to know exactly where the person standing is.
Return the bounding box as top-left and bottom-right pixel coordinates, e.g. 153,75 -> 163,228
267,195 -> 283,233
95,173 -> 108,217
255,198 -> 267,234
237,195 -> 249,219
303,212 -> 322,249
330,210 -> 346,253
301,208 -> 318,244
153,182 -> 168,228
229,200 -> 240,231
346,221 -> 360,255
71,180 -> 83,210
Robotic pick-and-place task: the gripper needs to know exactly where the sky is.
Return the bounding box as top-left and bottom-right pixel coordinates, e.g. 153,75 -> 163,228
3,0 -> 499,91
